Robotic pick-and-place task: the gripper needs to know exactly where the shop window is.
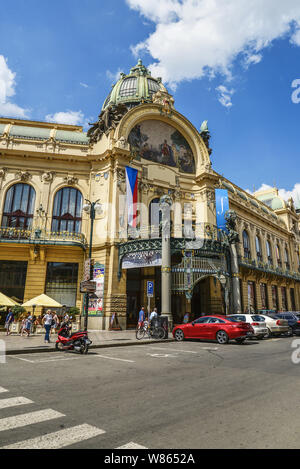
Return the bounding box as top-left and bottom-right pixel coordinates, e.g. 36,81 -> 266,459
0,261 -> 28,302
290,288 -> 296,311
281,287 -> 288,311
260,283 -> 268,310
45,262 -> 78,307
247,281 -> 257,311
2,183 -> 36,229
51,187 -> 83,233
271,285 -> 279,311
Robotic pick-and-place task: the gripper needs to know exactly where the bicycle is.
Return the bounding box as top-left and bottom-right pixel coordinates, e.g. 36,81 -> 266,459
136,320 -> 165,340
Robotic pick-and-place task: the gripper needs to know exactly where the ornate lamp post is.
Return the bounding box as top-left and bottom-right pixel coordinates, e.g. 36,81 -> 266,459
82,199 -> 102,331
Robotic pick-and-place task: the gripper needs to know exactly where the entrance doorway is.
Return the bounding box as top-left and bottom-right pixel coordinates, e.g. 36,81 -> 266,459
126,267 -> 161,329
191,276 -> 225,320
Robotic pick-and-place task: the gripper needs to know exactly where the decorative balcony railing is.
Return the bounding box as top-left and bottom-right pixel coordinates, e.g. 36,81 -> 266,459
238,255 -> 300,281
0,226 -> 87,248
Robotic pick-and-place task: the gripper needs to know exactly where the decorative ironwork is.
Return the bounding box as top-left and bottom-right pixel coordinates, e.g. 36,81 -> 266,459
238,256 -> 300,282
0,226 -> 87,249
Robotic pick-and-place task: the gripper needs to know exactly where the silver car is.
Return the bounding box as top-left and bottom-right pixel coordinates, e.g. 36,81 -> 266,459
260,314 -> 289,337
228,314 -> 268,340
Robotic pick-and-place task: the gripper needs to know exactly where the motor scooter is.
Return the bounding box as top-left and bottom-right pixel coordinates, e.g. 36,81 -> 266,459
55,322 -> 92,354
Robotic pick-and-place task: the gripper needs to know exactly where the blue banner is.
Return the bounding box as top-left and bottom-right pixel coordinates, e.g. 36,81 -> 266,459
215,189 -> 229,232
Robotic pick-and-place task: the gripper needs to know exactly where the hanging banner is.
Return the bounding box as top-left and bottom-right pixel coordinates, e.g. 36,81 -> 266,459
122,251 -> 162,269
88,263 -> 105,317
215,189 -> 229,232
125,166 -> 138,228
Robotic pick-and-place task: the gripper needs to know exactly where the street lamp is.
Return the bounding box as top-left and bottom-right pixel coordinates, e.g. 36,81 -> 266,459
83,199 -> 102,331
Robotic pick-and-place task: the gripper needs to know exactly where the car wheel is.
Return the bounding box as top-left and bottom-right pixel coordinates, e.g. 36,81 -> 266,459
287,327 -> 293,337
266,328 -> 272,338
257,335 -> 265,340
174,329 -> 184,342
216,330 -> 229,344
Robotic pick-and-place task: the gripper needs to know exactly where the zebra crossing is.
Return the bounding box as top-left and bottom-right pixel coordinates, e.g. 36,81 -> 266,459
0,386 -> 147,449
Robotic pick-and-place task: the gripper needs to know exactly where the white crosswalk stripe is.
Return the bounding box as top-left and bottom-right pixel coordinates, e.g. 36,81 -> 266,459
117,442 -> 148,449
0,387 -> 142,449
0,397 -> 33,409
1,423 -> 106,449
0,409 -> 65,432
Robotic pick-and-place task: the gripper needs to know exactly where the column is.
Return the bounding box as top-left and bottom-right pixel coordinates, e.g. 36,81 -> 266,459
160,195 -> 173,330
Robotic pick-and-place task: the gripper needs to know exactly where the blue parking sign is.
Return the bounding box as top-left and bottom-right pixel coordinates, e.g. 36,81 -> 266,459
147,281 -> 154,298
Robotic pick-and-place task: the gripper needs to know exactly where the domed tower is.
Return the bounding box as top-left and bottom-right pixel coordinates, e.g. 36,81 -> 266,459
102,59 -> 168,110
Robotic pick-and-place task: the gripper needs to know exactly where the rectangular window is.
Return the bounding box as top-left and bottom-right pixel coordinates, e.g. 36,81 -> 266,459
260,283 -> 268,310
290,288 -> 296,311
271,285 -> 279,311
0,261 -> 28,302
281,287 -> 288,311
247,281 -> 257,312
45,262 -> 78,307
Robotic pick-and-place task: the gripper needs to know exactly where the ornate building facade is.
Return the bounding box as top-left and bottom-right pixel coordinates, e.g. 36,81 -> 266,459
0,60 -> 299,329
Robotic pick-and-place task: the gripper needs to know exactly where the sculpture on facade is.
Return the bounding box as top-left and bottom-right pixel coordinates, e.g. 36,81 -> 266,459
200,120 -> 212,156
225,210 -> 239,244
87,103 -> 128,143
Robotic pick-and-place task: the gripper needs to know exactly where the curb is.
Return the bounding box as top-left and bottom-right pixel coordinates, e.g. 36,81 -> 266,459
5,338 -> 174,356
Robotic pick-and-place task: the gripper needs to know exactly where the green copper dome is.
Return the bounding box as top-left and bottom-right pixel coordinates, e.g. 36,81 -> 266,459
102,59 -> 168,110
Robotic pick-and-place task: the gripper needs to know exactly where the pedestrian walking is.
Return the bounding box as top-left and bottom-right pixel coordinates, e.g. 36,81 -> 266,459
24,313 -> 33,337
51,311 -> 59,334
138,307 -> 146,328
20,316 -> 26,336
43,310 -> 53,343
5,309 -> 14,336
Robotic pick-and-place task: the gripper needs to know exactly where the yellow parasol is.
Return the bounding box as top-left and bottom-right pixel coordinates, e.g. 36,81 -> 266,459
0,292 -> 20,307
22,294 -> 62,308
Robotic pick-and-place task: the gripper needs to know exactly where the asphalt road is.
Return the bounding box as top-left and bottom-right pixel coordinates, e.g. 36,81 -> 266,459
0,336 -> 299,449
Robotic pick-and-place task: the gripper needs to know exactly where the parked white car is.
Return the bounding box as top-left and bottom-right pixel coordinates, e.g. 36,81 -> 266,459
258,314 -> 289,338
227,314 -> 268,339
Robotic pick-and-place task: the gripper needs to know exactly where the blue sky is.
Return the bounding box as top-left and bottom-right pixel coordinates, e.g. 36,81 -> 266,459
1,0 -> 300,203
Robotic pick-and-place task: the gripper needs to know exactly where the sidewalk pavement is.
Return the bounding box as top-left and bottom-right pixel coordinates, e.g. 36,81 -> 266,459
0,330 -> 173,355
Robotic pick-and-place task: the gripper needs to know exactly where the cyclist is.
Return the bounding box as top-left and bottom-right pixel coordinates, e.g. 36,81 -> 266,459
138,307 -> 146,329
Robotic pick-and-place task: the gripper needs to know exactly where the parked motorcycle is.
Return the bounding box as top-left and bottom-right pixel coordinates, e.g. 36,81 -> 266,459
55,322 -> 92,354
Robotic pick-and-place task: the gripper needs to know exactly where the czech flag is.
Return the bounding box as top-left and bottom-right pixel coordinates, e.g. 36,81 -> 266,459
125,166 -> 138,228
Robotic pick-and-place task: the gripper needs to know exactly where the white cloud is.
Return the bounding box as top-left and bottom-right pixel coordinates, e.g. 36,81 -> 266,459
45,110 -> 85,126
80,82 -> 89,89
127,0 -> 300,103
0,55 -> 29,118
216,85 -> 234,108
106,68 -> 124,84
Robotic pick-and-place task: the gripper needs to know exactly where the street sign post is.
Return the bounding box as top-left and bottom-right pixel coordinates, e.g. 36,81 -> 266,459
147,281 -> 154,317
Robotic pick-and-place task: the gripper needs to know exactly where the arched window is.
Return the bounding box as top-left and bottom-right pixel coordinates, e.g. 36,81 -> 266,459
51,187 -> 83,233
2,183 -> 36,229
255,236 -> 262,262
243,230 -> 251,259
276,243 -> 282,267
284,247 -> 290,270
266,240 -> 273,265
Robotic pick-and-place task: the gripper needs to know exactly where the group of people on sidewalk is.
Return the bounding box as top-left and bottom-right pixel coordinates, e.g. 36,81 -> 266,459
138,306 -> 159,327
5,309 -> 71,343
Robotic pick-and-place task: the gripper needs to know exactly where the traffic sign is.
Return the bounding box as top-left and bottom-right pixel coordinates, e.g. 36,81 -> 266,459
147,281 -> 154,298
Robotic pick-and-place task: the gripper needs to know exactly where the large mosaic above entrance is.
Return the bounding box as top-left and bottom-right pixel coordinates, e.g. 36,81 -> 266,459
128,120 -> 195,174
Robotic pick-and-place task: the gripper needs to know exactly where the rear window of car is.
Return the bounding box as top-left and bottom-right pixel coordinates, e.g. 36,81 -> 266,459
227,317 -> 244,323
228,315 -> 246,322
251,315 -> 265,322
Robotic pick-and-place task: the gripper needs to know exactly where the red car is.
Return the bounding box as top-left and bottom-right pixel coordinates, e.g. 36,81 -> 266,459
173,315 -> 254,344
